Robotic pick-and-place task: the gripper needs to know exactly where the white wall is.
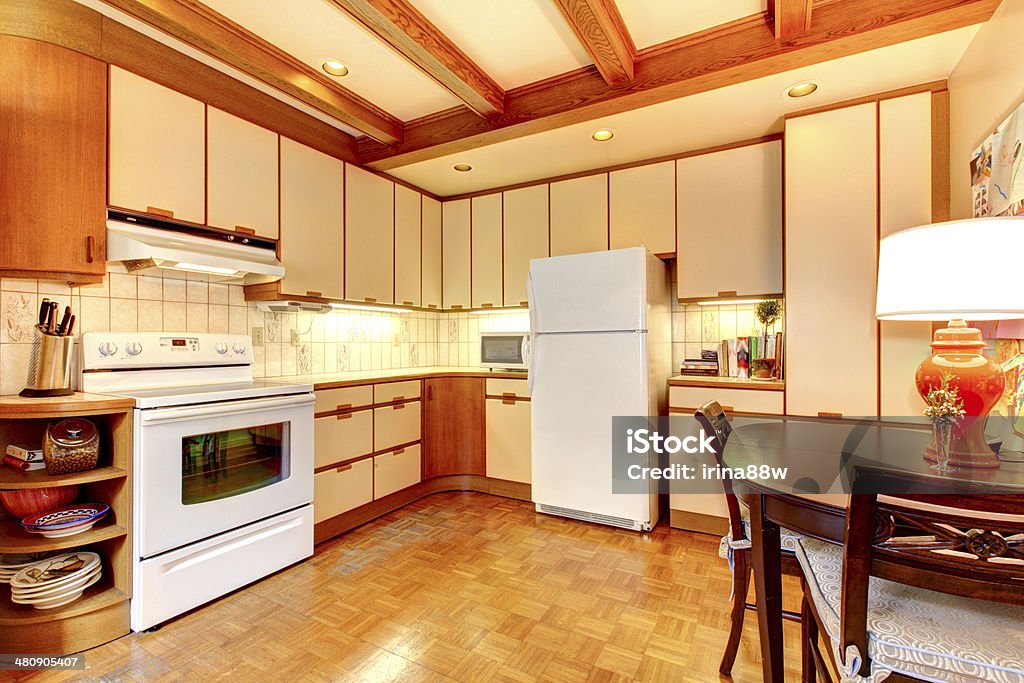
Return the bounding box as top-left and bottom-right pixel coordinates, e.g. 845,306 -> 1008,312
948,0 -> 1024,219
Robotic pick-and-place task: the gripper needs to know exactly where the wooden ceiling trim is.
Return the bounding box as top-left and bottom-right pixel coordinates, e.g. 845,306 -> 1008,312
553,0 -> 637,85
99,0 -> 404,144
327,0 -> 504,116
359,0 -> 998,170
769,0 -> 813,39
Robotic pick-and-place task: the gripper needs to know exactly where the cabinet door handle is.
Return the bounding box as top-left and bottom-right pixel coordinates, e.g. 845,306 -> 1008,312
502,392 -> 517,398
427,385 -> 433,401
364,297 -> 377,303
337,412 -> 353,420
818,411 -> 843,419
481,302 -> 493,308
502,398 -> 516,405
519,300 -> 528,306
86,236 -> 96,263
451,305 -> 463,310
336,403 -> 352,412
336,464 -> 353,472
402,301 -> 414,306
146,206 -> 174,218
428,304 -> 438,309
234,225 -> 256,235
307,290 -> 323,298
393,402 -> 405,410
393,448 -> 405,455
717,290 -> 738,297
392,395 -> 405,403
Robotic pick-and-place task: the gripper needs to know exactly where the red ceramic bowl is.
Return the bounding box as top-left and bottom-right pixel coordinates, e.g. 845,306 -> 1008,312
0,486 -> 80,519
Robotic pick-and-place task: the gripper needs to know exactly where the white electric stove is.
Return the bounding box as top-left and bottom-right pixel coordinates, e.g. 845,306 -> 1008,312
80,332 -> 314,631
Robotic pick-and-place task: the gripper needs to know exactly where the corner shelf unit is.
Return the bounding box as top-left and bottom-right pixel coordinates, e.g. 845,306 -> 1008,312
0,393 -> 134,655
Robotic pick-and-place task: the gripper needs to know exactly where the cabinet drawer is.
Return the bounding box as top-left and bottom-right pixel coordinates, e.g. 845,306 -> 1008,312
314,409 -> 373,469
374,444 -> 421,499
314,459 -> 373,523
315,385 -> 372,414
486,377 -> 530,399
374,401 -> 421,450
374,380 -> 421,404
485,398 -> 531,483
668,385 -> 783,415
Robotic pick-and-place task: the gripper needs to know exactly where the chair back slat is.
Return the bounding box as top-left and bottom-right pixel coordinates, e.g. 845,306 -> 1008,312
694,401 -> 745,544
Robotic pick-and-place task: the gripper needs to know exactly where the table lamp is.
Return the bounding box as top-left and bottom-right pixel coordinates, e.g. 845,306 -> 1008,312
876,216 -> 1024,468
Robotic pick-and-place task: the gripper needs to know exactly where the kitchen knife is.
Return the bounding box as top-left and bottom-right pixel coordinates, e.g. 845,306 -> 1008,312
46,302 -> 58,335
65,315 -> 75,337
57,306 -> 72,336
38,298 -> 51,327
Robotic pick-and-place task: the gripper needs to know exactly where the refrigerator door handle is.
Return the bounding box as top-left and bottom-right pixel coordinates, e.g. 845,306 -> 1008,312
527,272 -> 538,396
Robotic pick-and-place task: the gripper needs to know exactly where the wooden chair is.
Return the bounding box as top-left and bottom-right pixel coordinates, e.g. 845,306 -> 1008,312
798,472 -> 1024,682
694,401 -> 804,675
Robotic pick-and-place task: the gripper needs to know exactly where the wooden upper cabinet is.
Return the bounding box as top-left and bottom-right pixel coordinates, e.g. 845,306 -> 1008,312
785,104 -> 878,418
278,137 -> 344,300
423,378 -> 485,478
345,165 -> 395,304
676,141 -> 783,301
503,185 -> 549,306
109,67 -> 205,224
609,161 -> 675,255
421,196 -> 442,310
471,194 -> 503,308
0,37 -> 106,283
442,199 -> 471,310
394,185 -> 422,308
550,175 -> 608,256
206,107 -> 279,239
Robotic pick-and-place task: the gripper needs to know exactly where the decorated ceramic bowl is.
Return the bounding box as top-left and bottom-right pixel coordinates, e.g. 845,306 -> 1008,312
21,504 -> 109,530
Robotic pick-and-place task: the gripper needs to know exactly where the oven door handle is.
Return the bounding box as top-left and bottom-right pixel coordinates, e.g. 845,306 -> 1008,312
140,393 -> 315,425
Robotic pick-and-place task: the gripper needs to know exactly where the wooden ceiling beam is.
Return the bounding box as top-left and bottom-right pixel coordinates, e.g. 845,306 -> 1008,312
99,0 -> 404,144
359,0 -> 997,170
768,0 -> 814,39
327,0 -> 504,117
553,0 -> 637,85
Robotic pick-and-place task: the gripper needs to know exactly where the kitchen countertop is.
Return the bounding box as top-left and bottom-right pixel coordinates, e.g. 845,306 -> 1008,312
266,366 -> 529,391
668,375 -> 785,391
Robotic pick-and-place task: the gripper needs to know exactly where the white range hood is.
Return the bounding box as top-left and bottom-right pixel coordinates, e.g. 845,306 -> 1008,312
106,218 -> 284,283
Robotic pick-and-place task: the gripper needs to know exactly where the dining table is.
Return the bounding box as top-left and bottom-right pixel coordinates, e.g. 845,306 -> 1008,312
721,417 -> 1024,683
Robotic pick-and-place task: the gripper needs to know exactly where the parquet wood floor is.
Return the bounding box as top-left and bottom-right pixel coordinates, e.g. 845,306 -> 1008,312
5,492 -> 803,682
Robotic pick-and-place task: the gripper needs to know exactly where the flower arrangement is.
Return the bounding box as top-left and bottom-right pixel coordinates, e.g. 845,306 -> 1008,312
923,372 -> 966,424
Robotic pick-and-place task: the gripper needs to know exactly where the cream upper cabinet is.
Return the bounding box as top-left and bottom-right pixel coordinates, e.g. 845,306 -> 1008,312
879,93 -> 934,419
503,185 -> 549,306
676,141 -> 783,301
471,193 -> 503,308
442,199 -> 472,310
108,67 -> 205,224
609,161 -> 675,255
345,165 -> 395,304
278,137 -> 343,300
550,175 -> 608,256
394,185 -> 421,307
422,196 -> 442,310
206,107 -> 279,239
785,103 -> 879,417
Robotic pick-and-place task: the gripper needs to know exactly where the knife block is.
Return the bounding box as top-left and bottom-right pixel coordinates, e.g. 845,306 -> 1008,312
20,326 -> 75,397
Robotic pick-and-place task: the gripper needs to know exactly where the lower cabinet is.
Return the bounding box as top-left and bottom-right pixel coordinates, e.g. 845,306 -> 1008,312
314,459 -> 373,523
485,398 -> 530,483
423,378 -> 485,478
373,401 -> 421,451
314,408 -> 372,469
374,445 -> 421,499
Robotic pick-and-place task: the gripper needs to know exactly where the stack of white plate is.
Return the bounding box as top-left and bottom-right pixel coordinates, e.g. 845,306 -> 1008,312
8,551 -> 101,610
0,553 -> 58,584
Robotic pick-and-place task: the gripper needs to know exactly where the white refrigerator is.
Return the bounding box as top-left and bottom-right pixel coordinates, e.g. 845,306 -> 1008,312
528,247 -> 671,531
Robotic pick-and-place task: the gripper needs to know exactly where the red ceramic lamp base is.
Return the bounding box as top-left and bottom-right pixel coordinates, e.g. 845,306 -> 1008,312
916,320 -> 1004,469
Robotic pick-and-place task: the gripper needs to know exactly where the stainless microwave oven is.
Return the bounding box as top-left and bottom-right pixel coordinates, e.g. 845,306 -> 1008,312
480,332 -> 530,370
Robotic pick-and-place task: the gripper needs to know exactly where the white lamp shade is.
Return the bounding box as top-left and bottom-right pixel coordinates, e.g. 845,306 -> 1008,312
876,216 -> 1024,321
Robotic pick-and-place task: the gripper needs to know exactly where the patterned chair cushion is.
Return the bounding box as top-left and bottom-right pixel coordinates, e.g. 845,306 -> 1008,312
718,518 -> 801,562
797,536 -> 1024,683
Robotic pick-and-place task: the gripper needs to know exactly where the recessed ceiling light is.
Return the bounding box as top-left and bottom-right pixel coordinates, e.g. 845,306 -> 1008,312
321,60 -> 349,77
786,82 -> 818,98
453,163 -> 473,172
592,129 -> 614,141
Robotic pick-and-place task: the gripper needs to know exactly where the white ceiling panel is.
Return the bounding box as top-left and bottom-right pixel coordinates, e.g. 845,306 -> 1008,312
199,0 -> 462,120
410,0 -> 592,89
387,25 -> 981,196
617,0 -> 767,49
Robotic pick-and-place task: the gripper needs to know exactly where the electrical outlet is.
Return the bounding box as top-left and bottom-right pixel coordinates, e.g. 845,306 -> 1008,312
291,329 -> 301,347
251,326 -> 264,346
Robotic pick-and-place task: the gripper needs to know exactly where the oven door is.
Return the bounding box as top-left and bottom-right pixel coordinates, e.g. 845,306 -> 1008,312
135,392 -> 314,558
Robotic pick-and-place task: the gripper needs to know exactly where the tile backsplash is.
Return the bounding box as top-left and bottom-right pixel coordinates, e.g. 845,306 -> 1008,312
0,264 -> 779,394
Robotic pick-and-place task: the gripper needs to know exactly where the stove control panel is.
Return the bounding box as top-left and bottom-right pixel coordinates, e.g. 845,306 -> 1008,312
80,332 -> 255,370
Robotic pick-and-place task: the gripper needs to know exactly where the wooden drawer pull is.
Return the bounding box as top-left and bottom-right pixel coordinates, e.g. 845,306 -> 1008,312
402,300 -> 414,306
393,402 -> 405,410
393,448 -> 405,455
818,411 -> 843,419
718,290 -> 738,297
502,392 -> 517,398
364,297 -> 377,303
337,412 -> 353,420
519,300 -> 528,306
428,304 -> 438,309
336,403 -> 352,412
502,398 -> 517,405
86,235 -> 96,263
307,290 -> 323,298
392,395 -> 405,402
147,205 -> 174,218
336,464 -> 353,472
451,304 -> 463,310
234,225 -> 257,235
481,302 -> 493,308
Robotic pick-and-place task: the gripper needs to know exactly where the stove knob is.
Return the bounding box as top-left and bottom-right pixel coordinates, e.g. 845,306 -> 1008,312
125,342 -> 143,356
98,341 -> 118,357
215,342 -> 229,355
232,342 -> 247,355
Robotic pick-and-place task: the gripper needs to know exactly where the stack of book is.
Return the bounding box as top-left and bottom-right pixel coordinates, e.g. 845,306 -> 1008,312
718,332 -> 785,379
680,350 -> 719,377
4,443 -> 45,472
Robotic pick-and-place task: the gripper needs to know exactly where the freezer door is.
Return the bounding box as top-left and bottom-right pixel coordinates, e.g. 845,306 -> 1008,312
528,248 -> 648,333
530,331 -> 653,524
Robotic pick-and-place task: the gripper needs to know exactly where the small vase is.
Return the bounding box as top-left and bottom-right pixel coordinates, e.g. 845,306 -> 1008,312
931,421 -> 956,473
